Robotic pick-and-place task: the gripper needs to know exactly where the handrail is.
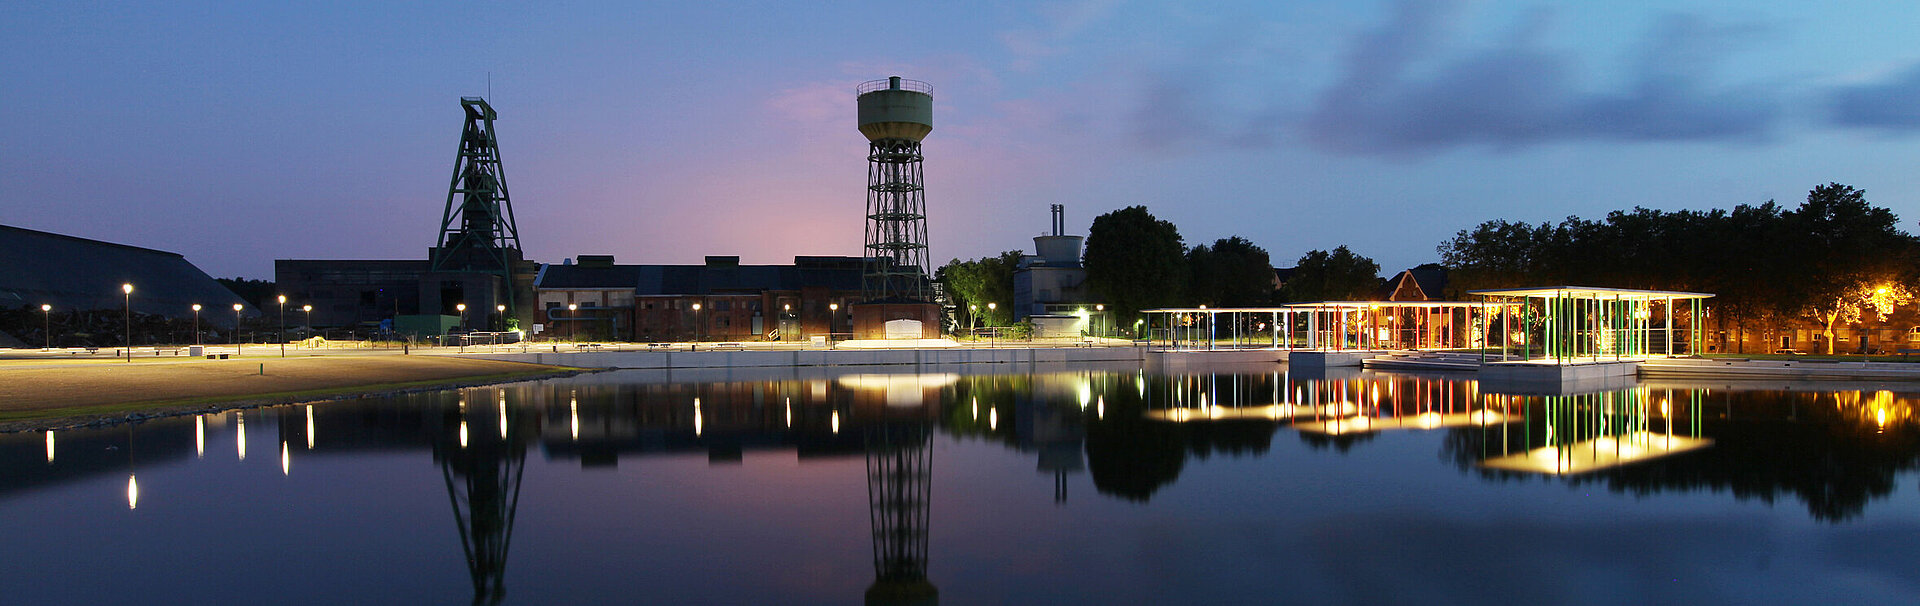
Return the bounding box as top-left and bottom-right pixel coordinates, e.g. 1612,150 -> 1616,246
856,78 -> 933,95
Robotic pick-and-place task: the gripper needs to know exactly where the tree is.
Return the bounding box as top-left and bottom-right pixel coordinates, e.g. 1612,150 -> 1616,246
1279,246 -> 1380,302
1787,183 -> 1920,353
935,251 -> 1022,327
1084,206 -> 1187,330
1808,282 -> 1914,354
1186,236 -> 1276,307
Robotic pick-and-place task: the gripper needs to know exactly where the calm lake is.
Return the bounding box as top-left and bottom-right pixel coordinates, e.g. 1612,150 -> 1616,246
5,363 -> 1919,605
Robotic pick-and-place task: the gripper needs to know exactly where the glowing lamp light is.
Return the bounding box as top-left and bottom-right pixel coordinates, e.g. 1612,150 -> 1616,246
280,442 -> 290,476
459,421 -> 469,448
831,410 -> 841,434
45,430 -> 54,463
122,283 -> 133,295
127,474 -> 138,510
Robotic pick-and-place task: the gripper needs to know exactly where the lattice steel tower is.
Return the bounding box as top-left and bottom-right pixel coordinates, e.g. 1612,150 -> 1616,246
431,97 -> 523,278
857,77 -> 935,302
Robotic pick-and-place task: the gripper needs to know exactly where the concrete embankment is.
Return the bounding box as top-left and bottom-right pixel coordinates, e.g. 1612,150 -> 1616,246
1640,357 -> 1920,382
471,345 -> 1158,369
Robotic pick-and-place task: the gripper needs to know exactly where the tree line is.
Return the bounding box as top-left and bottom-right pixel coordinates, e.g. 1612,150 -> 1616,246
939,206 -> 1383,335
1440,183 -> 1919,353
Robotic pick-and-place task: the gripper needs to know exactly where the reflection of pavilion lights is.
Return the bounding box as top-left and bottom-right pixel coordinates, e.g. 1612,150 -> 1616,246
127,474 -> 138,510
45,430 -> 54,463
306,405 -> 315,449
196,416 -> 205,458
280,442 -> 290,475
1077,380 -> 1091,409
831,410 -> 841,434
694,397 -> 704,437
1416,412 -> 1443,429
1660,399 -> 1670,417
459,421 -> 469,448
1469,410 -> 1504,425
236,413 -> 247,461
1878,408 -> 1887,432
1136,372 -> 1145,397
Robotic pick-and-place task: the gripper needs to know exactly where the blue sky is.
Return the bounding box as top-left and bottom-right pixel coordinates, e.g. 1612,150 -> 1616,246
6,0 -> 1920,279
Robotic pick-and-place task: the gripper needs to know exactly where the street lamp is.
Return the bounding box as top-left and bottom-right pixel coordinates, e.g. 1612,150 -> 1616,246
277,294 -> 287,358
690,302 -> 701,342
496,304 -> 506,332
987,302 -> 997,341
234,303 -> 244,356
192,304 -> 202,348
455,303 -> 468,352
783,303 -> 792,342
1096,303 -> 1105,338
567,303 -> 578,342
829,302 -> 839,335
969,304 -> 978,332
41,303 -> 51,350
122,283 -> 133,362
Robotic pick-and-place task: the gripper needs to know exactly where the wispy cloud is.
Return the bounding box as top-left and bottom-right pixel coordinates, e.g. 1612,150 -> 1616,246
1829,63 -> 1920,131
1302,0 -> 1778,155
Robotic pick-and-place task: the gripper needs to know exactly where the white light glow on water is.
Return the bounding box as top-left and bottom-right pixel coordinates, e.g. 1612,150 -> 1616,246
784,397 -> 792,428
990,407 -> 998,430
831,410 -> 840,434
126,474 -> 138,510
236,413 -> 247,461
1097,396 -> 1105,420
305,405 -> 315,449
459,421 -> 469,448
498,402 -> 508,440
280,442 -> 289,476
195,416 -> 204,457
45,431 -> 54,463
570,400 -> 579,440
694,397 -> 704,437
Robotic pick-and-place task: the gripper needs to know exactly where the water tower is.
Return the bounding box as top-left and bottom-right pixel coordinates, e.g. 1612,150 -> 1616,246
851,76 -> 942,339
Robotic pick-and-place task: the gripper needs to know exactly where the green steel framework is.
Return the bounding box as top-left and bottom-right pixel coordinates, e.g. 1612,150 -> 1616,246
430,97 -> 523,310
1468,286 -> 1713,365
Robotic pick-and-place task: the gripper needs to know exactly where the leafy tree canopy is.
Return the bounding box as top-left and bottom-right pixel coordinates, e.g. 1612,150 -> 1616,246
1084,206 -> 1187,327
1187,236 -> 1277,307
1279,246 -> 1380,302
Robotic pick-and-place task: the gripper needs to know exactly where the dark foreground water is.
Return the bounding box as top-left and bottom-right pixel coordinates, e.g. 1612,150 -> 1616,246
5,363 -> 1920,605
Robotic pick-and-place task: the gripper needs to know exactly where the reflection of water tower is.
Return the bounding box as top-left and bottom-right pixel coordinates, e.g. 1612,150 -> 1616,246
851,76 -> 942,339
865,421 -> 937,606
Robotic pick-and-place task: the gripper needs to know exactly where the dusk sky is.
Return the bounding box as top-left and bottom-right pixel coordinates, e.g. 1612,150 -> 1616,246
7,0 -> 1920,280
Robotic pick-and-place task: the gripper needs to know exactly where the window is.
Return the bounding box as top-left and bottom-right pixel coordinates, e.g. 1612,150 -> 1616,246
1780,336 -> 1791,349
1907,327 -> 1920,342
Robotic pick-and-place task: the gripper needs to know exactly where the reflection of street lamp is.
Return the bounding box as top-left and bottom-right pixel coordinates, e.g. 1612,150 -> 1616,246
233,303 -> 245,356
277,294 -> 287,358
192,304 -> 203,347
41,303 -> 51,350
122,283 -> 134,362
691,302 -> 702,342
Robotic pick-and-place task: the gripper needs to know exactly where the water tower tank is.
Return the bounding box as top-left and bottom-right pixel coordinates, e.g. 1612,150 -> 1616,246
857,76 -> 933,142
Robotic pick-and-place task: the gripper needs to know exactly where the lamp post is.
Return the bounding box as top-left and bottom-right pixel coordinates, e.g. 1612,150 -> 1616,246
987,302 -> 997,342
567,303 -> 577,342
456,303 -> 467,351
690,302 -> 701,342
302,304 -> 312,338
122,283 -> 133,362
829,302 -> 839,337
192,304 -> 202,347
496,304 -> 506,333
969,304 -> 978,334
276,295 -> 287,358
233,303 -> 244,356
41,303 -> 51,350
783,303 -> 792,342
1096,304 -> 1105,338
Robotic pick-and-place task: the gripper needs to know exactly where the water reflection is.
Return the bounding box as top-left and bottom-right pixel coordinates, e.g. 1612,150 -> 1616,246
8,366 -> 1920,602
